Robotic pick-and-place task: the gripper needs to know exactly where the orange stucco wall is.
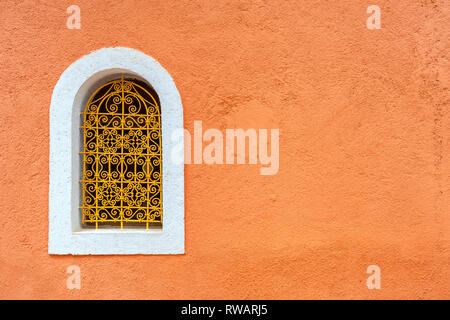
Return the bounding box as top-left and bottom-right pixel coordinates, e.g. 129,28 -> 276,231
0,0 -> 448,299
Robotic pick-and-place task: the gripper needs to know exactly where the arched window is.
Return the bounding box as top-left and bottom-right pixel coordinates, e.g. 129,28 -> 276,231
81,76 -> 162,229
49,47 -> 184,255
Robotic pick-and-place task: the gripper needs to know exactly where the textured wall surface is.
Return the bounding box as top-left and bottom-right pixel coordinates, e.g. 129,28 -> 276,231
0,0 -> 448,299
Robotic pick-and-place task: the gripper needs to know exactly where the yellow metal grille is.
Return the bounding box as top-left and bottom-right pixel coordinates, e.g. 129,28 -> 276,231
80,75 -> 162,229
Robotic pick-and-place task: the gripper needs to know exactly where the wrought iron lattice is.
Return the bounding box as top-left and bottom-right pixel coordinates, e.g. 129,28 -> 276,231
80,75 -> 162,229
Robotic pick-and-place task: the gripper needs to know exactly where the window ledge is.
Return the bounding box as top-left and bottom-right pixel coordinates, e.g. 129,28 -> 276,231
73,228 -> 163,235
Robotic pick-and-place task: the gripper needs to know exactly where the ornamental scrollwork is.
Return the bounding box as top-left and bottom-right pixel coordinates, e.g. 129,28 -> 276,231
80,76 -> 162,228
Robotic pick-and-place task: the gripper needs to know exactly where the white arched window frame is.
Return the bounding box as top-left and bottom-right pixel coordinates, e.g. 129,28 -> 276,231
49,47 -> 184,255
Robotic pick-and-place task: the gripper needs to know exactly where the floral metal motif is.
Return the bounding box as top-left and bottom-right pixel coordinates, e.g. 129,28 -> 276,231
80,76 -> 162,228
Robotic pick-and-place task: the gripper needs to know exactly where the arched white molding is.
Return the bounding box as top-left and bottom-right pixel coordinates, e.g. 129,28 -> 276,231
49,47 -> 184,254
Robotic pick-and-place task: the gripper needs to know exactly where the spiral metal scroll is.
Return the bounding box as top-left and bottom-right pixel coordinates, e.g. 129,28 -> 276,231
80,76 -> 162,229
